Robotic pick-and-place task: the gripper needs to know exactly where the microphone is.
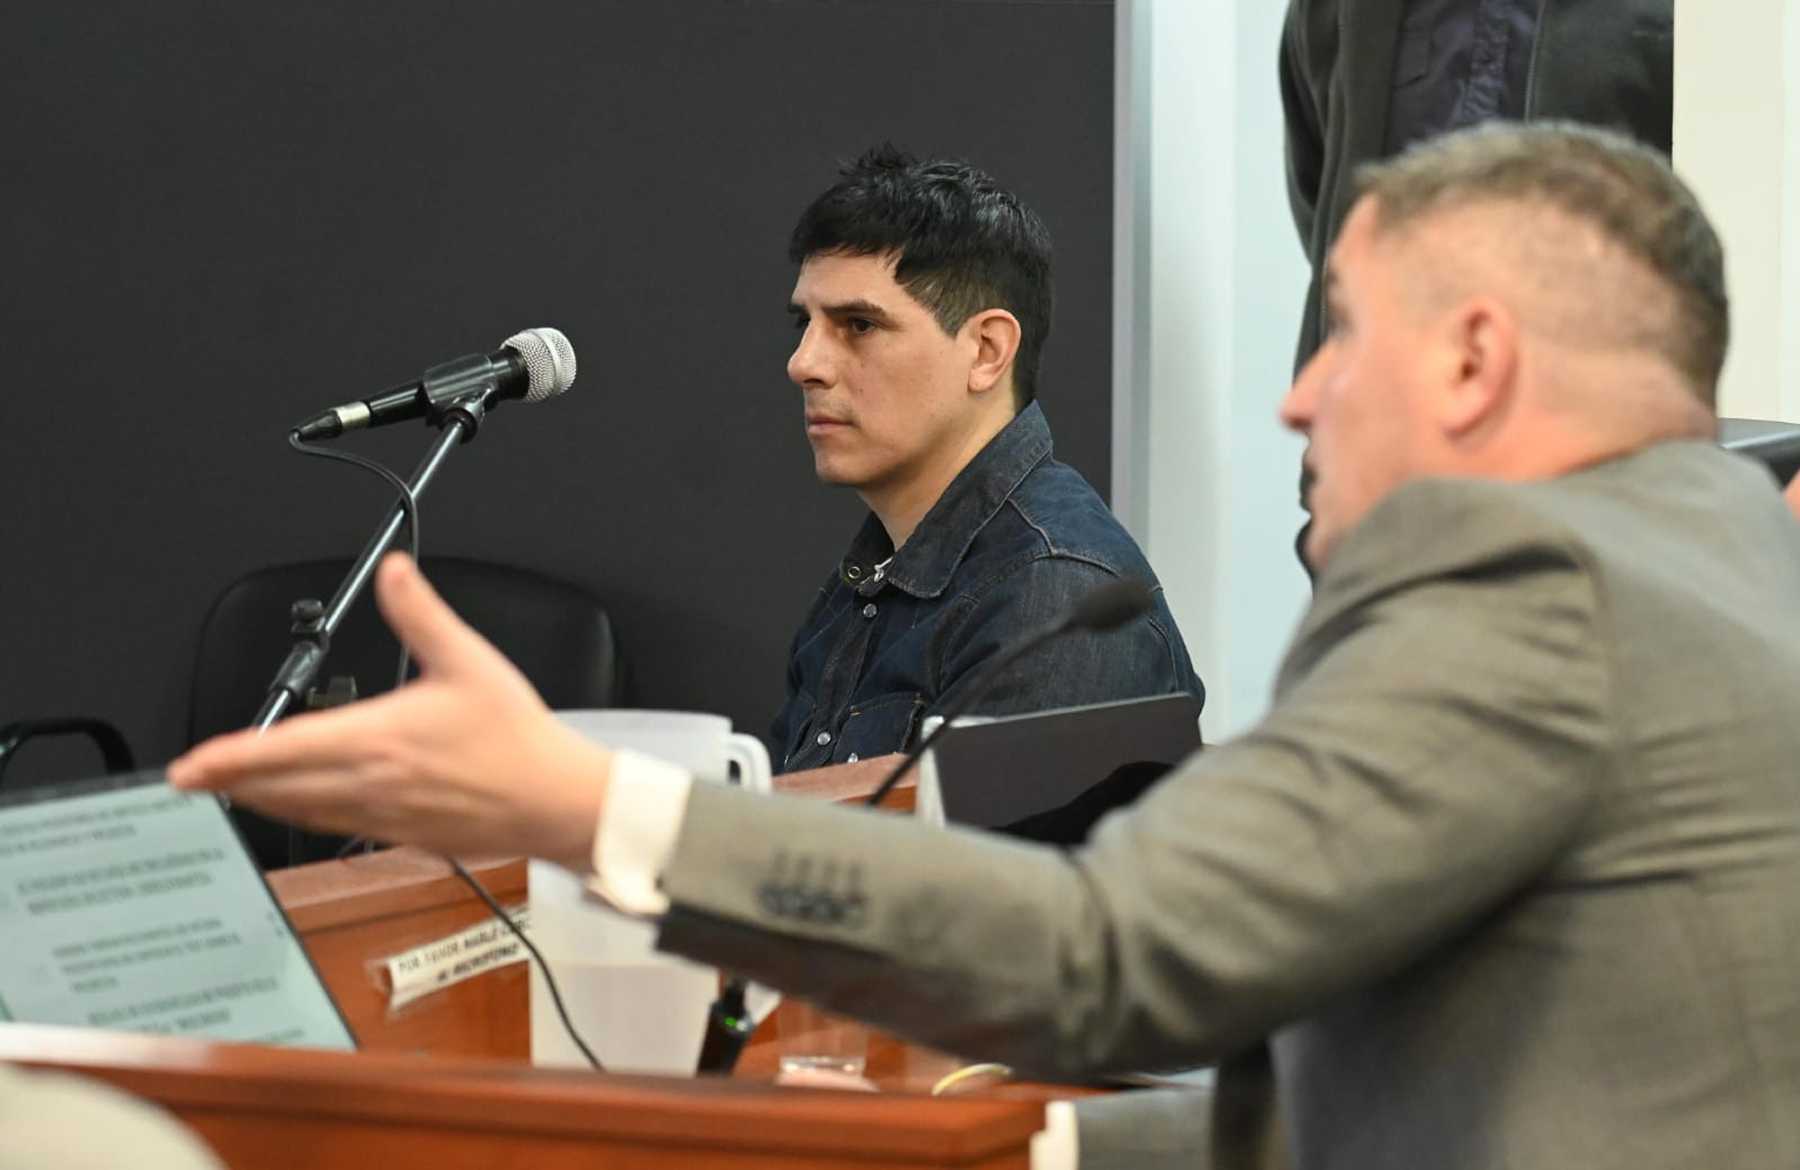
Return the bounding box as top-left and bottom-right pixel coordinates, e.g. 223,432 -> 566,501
293,327 -> 576,441
1061,577 -> 1159,640
693,577 -> 1156,1075
861,577 -> 1156,809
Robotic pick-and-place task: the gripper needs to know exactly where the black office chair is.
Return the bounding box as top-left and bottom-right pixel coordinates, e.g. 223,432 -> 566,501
189,556 -> 628,869
0,716 -> 136,791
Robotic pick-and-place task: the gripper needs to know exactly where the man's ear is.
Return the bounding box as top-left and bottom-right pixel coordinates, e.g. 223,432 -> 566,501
1438,297 -> 1519,438
964,309 -> 1022,397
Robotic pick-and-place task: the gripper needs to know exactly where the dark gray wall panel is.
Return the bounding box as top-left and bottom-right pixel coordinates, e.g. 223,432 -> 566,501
0,0 -> 1114,781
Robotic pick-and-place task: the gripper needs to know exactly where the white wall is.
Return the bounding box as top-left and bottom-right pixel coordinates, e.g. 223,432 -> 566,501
1789,1 -> 1800,422
1674,0 -> 1800,421
1114,0 -> 1312,738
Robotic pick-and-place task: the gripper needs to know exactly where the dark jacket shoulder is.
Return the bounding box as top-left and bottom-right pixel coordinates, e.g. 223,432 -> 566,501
956,455 -> 1163,593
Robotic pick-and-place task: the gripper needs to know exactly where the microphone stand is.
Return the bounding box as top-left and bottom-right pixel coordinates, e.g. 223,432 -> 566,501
249,391 -> 496,864
252,391 -> 497,732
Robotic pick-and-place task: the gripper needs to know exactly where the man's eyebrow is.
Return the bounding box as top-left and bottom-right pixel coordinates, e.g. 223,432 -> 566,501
788,298 -> 897,323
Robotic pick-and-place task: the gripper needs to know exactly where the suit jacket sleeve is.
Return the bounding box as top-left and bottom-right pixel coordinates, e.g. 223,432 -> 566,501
654,485 -> 1614,1078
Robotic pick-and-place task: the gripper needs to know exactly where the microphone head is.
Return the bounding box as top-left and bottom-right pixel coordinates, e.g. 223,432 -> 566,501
1066,579 -> 1156,633
503,327 -> 577,403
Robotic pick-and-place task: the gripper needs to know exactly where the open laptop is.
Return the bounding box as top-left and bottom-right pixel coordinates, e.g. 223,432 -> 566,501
0,770 -> 354,1049
916,693 -> 1205,844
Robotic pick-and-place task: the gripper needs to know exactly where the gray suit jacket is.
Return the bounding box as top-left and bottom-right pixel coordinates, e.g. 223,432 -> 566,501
656,442 -> 1800,1170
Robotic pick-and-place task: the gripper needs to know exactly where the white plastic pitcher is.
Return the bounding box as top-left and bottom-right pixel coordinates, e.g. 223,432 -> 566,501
553,709 -> 772,793
527,710 -> 770,1074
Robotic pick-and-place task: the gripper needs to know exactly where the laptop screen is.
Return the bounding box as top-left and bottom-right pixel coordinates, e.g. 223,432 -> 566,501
0,770 -> 354,1049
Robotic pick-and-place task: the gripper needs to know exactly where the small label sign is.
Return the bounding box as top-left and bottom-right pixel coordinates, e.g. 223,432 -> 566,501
384,907 -> 529,1010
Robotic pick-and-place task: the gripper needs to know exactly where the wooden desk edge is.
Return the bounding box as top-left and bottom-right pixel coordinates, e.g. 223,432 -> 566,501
769,752 -> 917,808
1,1023 -> 1042,1160
268,853 -> 526,933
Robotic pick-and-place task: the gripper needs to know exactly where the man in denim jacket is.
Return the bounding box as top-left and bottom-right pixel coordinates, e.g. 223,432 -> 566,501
770,147 -> 1203,772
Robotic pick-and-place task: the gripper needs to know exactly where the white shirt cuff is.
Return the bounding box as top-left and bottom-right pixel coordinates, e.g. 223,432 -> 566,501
584,747 -> 695,917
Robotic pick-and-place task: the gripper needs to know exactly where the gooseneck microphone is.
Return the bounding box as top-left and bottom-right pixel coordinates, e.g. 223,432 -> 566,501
261,327 -> 578,734
293,327 -> 577,441
861,577 -> 1156,808
693,577 -> 1157,1075
259,325 -> 603,1070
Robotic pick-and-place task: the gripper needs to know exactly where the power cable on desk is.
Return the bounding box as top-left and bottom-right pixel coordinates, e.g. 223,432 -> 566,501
287,430 -> 604,1071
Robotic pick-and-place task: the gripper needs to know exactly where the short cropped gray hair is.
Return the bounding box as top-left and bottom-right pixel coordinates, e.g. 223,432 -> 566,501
1355,122 -> 1729,401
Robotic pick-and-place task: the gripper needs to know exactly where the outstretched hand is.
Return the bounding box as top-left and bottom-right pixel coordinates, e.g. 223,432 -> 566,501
169,553 -> 611,871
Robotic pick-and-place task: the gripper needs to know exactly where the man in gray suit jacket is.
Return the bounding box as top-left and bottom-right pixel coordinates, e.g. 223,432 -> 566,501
173,123 -> 1800,1169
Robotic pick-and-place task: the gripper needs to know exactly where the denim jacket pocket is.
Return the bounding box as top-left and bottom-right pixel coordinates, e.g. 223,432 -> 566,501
832,692 -> 925,764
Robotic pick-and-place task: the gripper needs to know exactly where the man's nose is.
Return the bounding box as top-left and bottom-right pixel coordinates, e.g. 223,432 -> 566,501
1279,349 -> 1325,433
1277,382 -> 1311,434
787,322 -> 830,387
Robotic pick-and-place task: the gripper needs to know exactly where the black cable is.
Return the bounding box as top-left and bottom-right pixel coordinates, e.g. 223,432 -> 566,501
448,857 -> 604,1071
286,431 -> 418,691
289,431 -> 415,863
289,431 -> 417,863
286,429 -> 604,1071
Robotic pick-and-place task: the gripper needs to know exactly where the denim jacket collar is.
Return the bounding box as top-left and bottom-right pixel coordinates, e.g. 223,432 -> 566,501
837,401 -> 1054,600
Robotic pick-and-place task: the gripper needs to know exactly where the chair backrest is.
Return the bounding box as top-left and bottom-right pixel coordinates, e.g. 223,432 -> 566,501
0,716 -> 136,790
189,556 -> 628,868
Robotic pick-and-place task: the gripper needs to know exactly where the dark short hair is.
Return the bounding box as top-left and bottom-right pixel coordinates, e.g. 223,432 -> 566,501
1356,122 -> 1729,401
789,145 -> 1055,407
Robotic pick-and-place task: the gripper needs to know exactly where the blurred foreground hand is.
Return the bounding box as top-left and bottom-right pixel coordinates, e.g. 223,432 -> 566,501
169,553 -> 612,872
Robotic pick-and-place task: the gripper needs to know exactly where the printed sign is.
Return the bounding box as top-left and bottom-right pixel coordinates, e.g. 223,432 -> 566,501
384,907 -> 530,1010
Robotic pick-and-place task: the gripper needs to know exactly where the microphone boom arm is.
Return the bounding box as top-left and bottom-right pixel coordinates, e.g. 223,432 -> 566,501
252,388 -> 496,733
860,624 -> 1058,809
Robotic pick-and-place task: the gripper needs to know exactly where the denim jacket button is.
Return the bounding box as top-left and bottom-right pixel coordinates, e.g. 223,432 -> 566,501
861,603 -> 877,619
846,752 -> 859,763
816,731 -> 833,746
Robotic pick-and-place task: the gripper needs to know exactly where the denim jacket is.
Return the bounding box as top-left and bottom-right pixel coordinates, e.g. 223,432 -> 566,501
768,403 -> 1205,772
